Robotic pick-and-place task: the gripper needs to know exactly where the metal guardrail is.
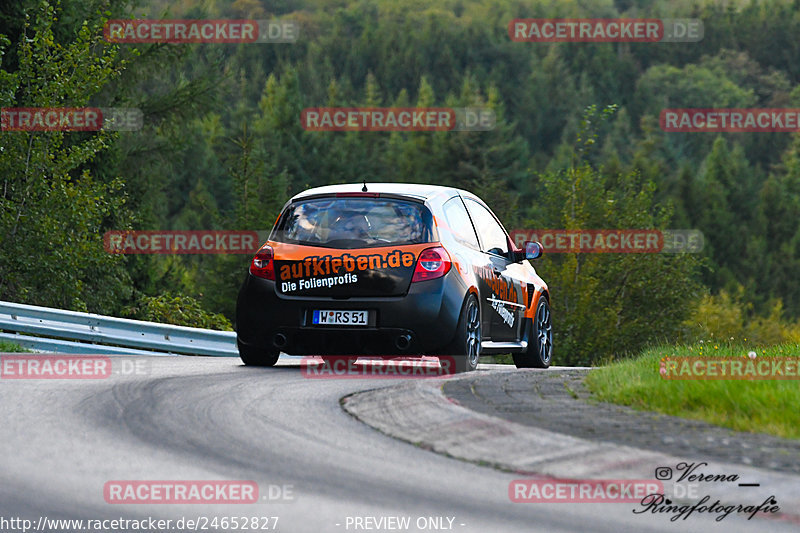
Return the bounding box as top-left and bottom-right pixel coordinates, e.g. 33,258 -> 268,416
0,300 -> 238,356
0,332 -> 182,355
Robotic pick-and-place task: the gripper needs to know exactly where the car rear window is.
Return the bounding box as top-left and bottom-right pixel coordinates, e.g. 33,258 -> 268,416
272,197 -> 435,249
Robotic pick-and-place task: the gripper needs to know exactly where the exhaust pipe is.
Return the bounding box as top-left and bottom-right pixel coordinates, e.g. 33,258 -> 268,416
395,334 -> 412,351
273,333 -> 287,348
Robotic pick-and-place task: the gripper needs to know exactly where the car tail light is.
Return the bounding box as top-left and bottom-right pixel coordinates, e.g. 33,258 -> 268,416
250,245 -> 275,280
412,246 -> 451,282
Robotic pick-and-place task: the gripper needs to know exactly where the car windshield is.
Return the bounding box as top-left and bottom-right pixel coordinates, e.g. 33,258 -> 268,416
272,197 -> 435,249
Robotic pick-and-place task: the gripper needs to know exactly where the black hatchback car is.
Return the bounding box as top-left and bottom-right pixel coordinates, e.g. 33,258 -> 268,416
235,183 -> 552,372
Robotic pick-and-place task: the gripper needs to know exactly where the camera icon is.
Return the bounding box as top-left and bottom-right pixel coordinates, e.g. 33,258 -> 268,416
655,467 -> 673,480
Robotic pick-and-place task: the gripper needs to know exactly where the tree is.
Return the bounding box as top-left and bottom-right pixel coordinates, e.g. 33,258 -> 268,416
0,1 -> 133,313
757,133 -> 800,316
525,106 -> 702,365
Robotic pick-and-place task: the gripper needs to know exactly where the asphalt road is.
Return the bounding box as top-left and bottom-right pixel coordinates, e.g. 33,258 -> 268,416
0,356 -> 792,533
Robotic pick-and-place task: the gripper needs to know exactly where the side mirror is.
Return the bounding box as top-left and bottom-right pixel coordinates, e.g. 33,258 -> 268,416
524,241 -> 543,260
511,241 -> 543,262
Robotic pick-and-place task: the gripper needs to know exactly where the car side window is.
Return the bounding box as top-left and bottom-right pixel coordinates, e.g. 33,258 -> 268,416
442,197 -> 480,249
464,198 -> 509,256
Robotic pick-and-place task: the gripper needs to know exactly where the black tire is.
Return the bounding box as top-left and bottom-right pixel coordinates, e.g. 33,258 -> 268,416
513,296 -> 553,369
445,294 -> 481,373
237,339 -> 280,367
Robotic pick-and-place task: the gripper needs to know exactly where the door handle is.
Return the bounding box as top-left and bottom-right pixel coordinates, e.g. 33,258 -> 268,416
492,267 -> 502,276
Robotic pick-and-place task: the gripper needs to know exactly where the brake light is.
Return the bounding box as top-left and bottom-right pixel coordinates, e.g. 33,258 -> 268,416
412,246 -> 451,282
335,192 -> 380,198
250,245 -> 275,280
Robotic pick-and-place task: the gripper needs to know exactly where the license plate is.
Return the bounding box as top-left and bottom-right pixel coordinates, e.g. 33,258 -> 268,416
312,310 -> 368,326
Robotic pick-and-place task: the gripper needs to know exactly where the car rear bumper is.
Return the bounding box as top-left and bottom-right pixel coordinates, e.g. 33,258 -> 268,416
235,272 -> 466,355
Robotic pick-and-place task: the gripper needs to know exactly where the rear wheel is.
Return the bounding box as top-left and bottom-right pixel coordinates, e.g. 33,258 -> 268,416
237,340 -> 280,367
513,296 -> 552,369
445,294 -> 481,373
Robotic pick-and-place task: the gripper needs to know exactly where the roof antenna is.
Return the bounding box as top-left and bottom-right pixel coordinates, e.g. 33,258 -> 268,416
362,181 -> 368,192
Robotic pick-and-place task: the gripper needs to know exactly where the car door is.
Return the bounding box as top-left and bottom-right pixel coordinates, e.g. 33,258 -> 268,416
463,197 -> 525,342
441,196 -> 493,336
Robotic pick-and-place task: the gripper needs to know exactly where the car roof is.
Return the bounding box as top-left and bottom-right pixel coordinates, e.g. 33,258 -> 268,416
291,182 -> 465,202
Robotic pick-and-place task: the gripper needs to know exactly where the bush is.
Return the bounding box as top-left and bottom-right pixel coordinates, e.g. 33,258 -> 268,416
0,341 -> 28,352
125,294 -> 232,331
683,286 -> 800,346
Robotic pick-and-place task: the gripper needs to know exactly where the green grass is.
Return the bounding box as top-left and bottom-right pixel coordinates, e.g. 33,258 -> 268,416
480,354 -> 514,364
584,343 -> 800,440
0,341 -> 29,352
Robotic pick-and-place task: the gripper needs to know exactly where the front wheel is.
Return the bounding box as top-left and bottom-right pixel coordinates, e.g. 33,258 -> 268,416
445,294 -> 481,373
513,296 -> 552,369
238,339 -> 280,367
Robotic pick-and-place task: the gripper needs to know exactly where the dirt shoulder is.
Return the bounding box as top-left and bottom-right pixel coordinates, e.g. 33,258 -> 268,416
442,368 -> 800,475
